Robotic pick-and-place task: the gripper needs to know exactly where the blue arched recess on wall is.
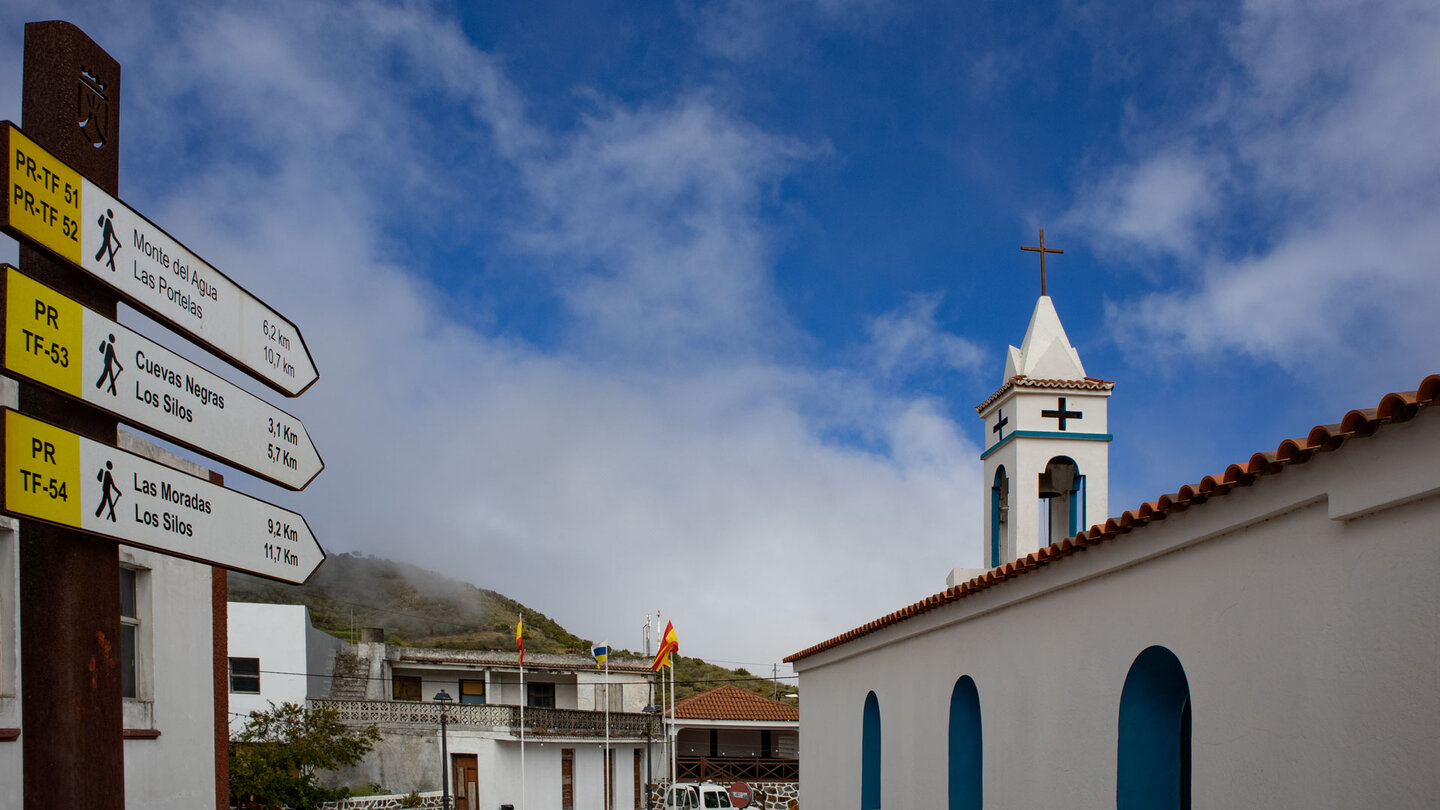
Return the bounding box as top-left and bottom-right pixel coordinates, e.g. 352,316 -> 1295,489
948,676 -> 982,810
1117,646 -> 1192,810
862,691 -> 882,809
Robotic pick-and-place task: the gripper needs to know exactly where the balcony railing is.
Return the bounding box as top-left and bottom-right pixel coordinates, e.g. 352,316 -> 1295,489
676,756 -> 798,782
309,698 -> 660,739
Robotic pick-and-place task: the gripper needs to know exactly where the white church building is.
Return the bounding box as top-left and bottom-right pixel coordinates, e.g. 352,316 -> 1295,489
786,293 -> 1440,808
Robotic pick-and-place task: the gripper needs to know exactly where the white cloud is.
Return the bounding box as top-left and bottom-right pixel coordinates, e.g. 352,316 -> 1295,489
511,96 -> 815,362
864,293 -> 985,383
1069,150 -> 1223,258
1,0 -> 982,668
1069,0 -> 1440,387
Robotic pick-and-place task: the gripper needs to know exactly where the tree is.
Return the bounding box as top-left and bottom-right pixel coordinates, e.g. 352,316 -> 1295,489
230,701 -> 381,810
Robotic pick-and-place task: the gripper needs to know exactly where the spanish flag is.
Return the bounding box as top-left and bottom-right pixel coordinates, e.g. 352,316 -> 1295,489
516,615 -> 525,665
650,620 -> 678,670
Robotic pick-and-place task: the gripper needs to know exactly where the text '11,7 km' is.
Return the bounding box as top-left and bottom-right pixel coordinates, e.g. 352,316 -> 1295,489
0,408 -> 323,583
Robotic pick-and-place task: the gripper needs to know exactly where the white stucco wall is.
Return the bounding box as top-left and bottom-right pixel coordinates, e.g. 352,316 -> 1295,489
576,669 -> 650,713
796,407 -> 1440,808
328,728 -> 649,810
0,517 -> 21,810
228,602 -> 324,731
119,545 -> 218,809
0,380 -> 18,807
486,739 -> 647,810
114,431 -> 221,810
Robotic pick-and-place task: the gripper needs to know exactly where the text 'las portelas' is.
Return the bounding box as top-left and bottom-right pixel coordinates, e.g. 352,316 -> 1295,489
1,122 -> 317,396
0,409 -> 323,583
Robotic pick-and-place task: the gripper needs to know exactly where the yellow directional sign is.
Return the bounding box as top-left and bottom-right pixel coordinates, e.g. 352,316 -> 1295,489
4,409 -> 80,527
4,265 -> 83,393
1,409 -> 324,583
4,125 -> 82,265
1,122 -> 318,396
2,266 -> 324,489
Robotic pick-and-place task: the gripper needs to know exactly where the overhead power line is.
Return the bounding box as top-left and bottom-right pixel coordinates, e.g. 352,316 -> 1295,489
247,665 -> 798,689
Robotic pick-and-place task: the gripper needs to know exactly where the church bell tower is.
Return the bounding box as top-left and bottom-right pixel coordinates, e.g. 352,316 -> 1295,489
974,233 -> 1113,569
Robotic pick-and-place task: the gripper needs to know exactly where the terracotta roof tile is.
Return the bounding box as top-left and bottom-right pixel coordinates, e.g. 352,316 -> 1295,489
670,684 -> 798,722
786,373 -> 1440,664
974,375 -> 1115,413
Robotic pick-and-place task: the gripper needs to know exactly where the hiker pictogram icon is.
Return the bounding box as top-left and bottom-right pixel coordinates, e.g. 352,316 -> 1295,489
94,460 -> 121,522
95,333 -> 123,395
94,208 -> 120,271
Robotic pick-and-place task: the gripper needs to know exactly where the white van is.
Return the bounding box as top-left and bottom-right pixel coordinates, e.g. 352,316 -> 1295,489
664,782 -> 735,809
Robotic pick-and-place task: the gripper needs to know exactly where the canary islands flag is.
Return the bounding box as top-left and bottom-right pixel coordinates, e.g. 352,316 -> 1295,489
593,642 -> 609,668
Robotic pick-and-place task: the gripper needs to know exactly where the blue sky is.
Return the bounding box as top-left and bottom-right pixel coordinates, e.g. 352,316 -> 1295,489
3,0 -> 1436,671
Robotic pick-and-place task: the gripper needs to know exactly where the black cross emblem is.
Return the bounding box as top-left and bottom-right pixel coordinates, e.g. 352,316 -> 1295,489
992,408 -> 1009,440
1041,397 -> 1082,430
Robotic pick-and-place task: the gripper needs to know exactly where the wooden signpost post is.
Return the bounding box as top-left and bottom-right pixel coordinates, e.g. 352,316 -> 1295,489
4,20 -> 327,808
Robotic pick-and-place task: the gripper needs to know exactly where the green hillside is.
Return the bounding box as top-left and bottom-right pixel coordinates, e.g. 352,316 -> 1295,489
228,552 -> 792,701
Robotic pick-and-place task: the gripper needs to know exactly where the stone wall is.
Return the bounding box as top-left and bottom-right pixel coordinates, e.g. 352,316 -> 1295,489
647,779 -> 799,809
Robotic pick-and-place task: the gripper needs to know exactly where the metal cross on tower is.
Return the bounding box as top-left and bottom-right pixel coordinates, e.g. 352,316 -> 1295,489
1021,228 -> 1065,296
1041,397 -> 1083,430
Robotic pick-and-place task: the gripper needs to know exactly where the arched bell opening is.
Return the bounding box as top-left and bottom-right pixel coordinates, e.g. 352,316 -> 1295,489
990,466 -> 1009,567
1037,456 -> 1084,545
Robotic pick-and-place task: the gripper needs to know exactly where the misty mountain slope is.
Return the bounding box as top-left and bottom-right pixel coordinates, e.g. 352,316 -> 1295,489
229,551 -> 793,701
228,551 -> 587,653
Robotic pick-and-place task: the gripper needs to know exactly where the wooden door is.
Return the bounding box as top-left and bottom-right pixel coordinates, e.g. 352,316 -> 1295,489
562,748 -> 575,810
452,754 -> 479,810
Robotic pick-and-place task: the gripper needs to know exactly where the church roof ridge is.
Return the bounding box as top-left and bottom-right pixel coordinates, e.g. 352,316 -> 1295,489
974,374 -> 1115,413
787,373 -> 1440,664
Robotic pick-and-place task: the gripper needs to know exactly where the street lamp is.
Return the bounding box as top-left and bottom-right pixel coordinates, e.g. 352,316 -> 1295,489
435,689 -> 453,810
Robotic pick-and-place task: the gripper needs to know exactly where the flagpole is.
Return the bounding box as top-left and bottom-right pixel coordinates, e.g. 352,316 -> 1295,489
517,614 -> 526,810
520,659 -> 526,810
604,652 -> 611,810
668,661 -> 676,789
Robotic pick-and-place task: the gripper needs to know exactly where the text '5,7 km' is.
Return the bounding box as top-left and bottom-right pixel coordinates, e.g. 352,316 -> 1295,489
1,409 -> 324,584
1,266 -> 324,489
0,122 -> 318,396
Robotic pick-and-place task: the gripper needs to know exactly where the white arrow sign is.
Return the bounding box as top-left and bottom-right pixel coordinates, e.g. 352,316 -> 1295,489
2,408 -> 324,584
1,122 -> 318,396
2,267 -> 324,489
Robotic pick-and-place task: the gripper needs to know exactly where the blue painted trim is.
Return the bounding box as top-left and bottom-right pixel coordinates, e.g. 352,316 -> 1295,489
980,430 -> 1113,460
1117,646 -> 1191,810
1068,474 -> 1085,537
948,676 -> 982,810
862,692 -> 882,809
990,467 -> 1005,568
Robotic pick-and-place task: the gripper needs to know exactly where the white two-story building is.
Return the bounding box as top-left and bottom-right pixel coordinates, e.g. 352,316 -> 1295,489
229,604 -> 665,810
